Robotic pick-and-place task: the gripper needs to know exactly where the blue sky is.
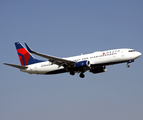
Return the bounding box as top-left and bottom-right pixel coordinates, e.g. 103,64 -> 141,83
1,0 -> 143,120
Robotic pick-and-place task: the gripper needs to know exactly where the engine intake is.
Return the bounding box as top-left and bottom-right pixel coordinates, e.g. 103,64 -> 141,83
75,60 -> 90,68
90,66 -> 106,74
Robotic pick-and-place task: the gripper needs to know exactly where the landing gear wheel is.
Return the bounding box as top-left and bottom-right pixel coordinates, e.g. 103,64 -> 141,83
126,64 -> 130,68
79,73 -> 85,78
70,71 -> 75,75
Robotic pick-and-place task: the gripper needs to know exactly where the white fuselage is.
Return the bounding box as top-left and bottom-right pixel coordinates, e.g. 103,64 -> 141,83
21,48 -> 141,75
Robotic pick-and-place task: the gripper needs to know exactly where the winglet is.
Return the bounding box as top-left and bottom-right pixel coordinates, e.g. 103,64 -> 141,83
25,43 -> 33,53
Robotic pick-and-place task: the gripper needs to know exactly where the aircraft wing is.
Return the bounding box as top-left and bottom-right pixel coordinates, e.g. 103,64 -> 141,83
3,63 -> 28,69
25,43 -> 76,66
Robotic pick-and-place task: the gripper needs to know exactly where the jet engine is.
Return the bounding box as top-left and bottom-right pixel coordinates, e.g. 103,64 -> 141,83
75,60 -> 90,68
90,66 -> 106,74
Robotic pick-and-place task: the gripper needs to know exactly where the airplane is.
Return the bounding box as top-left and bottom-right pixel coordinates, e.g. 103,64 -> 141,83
3,42 -> 141,78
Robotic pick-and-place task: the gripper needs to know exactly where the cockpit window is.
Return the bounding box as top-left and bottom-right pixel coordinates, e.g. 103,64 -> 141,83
129,50 -> 135,52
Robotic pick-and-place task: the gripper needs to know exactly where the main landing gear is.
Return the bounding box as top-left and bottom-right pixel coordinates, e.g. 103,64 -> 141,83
79,73 -> 85,78
70,71 -> 85,78
126,60 -> 134,68
70,71 -> 75,75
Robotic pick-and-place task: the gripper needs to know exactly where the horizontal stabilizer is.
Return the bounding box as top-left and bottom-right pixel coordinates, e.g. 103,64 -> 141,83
3,63 -> 28,69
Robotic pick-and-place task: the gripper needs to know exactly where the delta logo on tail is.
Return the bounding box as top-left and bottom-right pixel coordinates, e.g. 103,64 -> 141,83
15,42 -> 43,66
15,42 -> 31,66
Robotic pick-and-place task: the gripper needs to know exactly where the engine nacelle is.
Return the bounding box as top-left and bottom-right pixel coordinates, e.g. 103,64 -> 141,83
90,66 -> 106,74
75,60 -> 90,68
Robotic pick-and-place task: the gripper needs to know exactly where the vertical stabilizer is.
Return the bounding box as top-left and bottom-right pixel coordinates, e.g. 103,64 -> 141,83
15,42 -> 43,66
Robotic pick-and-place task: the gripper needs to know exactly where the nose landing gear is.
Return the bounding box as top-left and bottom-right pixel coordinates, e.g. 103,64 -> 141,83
126,60 -> 134,68
126,64 -> 130,68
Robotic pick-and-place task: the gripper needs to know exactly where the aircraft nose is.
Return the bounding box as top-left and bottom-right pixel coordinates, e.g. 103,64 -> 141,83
136,52 -> 142,58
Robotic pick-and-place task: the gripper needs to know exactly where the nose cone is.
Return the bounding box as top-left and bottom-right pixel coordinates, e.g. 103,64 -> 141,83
138,52 -> 142,57
136,52 -> 142,58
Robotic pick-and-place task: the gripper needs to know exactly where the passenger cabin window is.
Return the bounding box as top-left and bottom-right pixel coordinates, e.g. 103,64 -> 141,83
129,50 -> 135,52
